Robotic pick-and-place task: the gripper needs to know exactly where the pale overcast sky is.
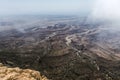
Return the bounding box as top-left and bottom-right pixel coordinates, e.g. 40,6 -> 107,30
0,0 -> 94,15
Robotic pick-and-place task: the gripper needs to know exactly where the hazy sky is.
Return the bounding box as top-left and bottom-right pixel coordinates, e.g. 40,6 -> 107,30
92,0 -> 120,20
0,0 -> 93,15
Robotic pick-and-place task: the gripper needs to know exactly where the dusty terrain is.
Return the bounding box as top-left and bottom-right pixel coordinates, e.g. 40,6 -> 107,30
0,16 -> 120,80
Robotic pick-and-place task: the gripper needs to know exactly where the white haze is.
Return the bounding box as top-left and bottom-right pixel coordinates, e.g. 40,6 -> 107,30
1,0 -> 120,32
91,0 -> 120,21
88,0 -> 120,31
86,0 -> 120,49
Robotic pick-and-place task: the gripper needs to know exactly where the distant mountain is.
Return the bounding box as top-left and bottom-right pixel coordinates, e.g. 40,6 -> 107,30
0,16 -> 120,80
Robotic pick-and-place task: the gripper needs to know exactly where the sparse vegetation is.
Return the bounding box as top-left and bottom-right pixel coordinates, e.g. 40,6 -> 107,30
0,16 -> 120,80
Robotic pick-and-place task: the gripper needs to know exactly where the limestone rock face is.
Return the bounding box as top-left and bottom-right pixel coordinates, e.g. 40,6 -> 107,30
0,63 -> 48,80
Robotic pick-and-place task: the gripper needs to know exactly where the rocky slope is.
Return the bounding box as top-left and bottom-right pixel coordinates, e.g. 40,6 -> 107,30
0,63 -> 48,80
0,17 -> 120,80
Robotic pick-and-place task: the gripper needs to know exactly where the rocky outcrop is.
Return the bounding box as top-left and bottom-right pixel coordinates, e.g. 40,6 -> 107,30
0,63 -> 48,80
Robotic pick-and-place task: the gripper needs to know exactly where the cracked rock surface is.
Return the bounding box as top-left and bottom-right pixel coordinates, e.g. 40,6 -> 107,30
0,63 -> 48,80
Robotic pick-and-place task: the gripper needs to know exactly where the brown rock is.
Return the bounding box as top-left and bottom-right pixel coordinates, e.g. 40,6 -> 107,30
0,63 -> 48,80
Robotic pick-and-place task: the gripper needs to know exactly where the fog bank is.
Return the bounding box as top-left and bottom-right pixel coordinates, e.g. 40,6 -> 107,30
89,0 -> 120,24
